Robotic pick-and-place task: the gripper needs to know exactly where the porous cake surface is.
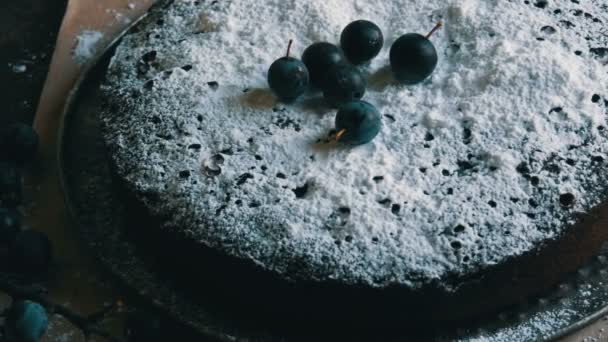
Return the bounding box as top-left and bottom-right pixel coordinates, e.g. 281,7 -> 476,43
101,0 -> 608,289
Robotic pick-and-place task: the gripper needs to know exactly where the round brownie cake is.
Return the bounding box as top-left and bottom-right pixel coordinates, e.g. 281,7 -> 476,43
100,0 -> 608,329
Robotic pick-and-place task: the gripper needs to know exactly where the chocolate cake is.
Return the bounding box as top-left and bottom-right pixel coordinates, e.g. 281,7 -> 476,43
99,0 -> 608,332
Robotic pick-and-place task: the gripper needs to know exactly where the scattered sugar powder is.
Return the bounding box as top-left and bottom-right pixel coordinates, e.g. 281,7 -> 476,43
73,30 -> 104,65
11,63 -> 27,73
100,0 -> 608,288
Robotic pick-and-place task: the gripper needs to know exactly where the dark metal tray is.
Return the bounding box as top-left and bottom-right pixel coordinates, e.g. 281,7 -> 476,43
56,4 -> 608,341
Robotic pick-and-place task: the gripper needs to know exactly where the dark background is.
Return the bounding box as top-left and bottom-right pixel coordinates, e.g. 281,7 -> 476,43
0,0 -> 67,125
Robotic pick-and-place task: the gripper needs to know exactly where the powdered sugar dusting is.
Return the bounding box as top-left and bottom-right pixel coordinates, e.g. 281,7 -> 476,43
101,0 -> 608,288
73,30 -> 104,65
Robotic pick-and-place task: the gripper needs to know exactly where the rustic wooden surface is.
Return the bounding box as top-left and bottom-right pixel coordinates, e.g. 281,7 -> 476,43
1,0 -> 607,340
2,1 -> 145,341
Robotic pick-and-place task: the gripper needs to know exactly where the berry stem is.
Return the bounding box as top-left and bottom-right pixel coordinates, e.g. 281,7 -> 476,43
426,21 -> 443,39
335,129 -> 347,142
286,39 -> 294,58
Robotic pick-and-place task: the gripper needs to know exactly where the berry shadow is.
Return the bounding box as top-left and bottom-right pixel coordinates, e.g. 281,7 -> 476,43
240,87 -> 335,117
239,88 -> 276,109
310,131 -> 351,154
297,94 -> 334,116
366,65 -> 396,91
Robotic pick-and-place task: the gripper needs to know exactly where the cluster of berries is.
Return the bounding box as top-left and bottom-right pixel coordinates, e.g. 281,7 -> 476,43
0,122 -> 53,342
267,20 -> 443,145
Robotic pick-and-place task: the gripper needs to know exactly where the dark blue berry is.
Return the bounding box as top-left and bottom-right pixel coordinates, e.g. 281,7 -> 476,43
7,300 -> 49,342
0,208 -> 21,245
335,101 -> 382,146
0,123 -> 39,164
125,310 -> 167,342
340,20 -> 384,65
323,64 -> 366,106
9,230 -> 53,274
390,22 -> 442,85
0,162 -> 22,207
267,40 -> 310,103
302,42 -> 346,88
